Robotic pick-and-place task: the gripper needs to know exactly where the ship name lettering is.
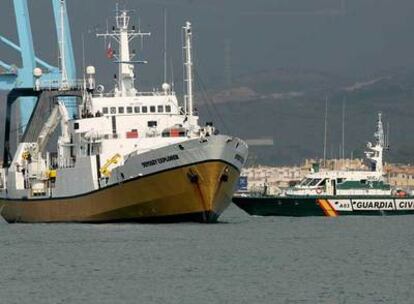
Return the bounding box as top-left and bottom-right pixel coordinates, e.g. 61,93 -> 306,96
141,154 -> 180,168
399,201 -> 414,209
355,201 -> 393,209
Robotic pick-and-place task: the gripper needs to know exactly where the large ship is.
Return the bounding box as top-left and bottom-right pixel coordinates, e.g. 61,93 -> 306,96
0,9 -> 248,223
233,113 -> 414,217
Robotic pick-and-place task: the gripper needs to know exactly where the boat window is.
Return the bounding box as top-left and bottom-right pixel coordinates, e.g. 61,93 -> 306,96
337,178 -> 345,184
127,106 -> 133,114
166,105 -> 171,113
142,106 -> 148,113
360,179 -> 367,185
134,106 -> 140,113
309,179 -> 321,186
148,121 -> 157,127
299,178 -> 312,186
318,179 -> 327,186
118,107 -> 125,114
150,106 -> 156,113
110,107 -> 116,114
102,107 -> 108,114
158,105 -> 164,113
304,178 -> 313,185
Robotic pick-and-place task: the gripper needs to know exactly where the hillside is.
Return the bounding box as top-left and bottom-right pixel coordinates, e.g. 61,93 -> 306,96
196,68 -> 414,165
2,67 -> 414,166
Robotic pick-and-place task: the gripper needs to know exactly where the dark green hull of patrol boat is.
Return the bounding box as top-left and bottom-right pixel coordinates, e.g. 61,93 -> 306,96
233,195 -> 414,217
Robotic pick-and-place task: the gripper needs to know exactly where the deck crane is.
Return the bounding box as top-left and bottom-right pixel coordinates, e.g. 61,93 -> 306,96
0,0 -> 76,132
15,99 -> 71,195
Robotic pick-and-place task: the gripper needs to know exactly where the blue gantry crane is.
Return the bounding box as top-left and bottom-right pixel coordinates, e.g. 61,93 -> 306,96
0,0 -> 76,131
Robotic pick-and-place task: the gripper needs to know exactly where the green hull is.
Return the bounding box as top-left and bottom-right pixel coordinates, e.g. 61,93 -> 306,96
233,195 -> 414,217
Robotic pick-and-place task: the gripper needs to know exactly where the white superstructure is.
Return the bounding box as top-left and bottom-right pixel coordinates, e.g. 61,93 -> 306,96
60,10 -> 206,173
62,11 -> 203,165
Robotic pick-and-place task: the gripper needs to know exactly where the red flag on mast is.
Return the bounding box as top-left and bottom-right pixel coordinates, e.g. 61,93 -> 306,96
106,41 -> 114,59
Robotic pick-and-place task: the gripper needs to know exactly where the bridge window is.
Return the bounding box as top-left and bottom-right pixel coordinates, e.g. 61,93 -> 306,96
148,121 -> 157,127
158,105 -> 164,113
337,178 -> 346,184
102,107 -> 108,114
134,106 -> 140,113
300,178 -> 312,186
118,107 -> 125,114
127,107 -> 133,114
150,106 -> 156,113
309,179 -> 321,186
110,107 -> 116,114
166,105 -> 171,113
142,106 -> 148,113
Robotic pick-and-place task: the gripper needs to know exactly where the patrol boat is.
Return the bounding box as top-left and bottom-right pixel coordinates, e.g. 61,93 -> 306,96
233,113 -> 414,217
0,10 -> 248,223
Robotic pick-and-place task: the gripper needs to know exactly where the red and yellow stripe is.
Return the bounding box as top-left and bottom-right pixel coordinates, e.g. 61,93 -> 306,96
317,199 -> 338,217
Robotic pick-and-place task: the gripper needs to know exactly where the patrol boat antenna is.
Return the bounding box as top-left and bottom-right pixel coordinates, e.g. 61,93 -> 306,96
183,21 -> 194,118
365,112 -> 386,174
96,9 -> 150,97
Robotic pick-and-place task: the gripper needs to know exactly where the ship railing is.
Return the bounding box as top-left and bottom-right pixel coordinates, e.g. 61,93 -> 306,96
36,79 -> 85,91
58,158 -> 76,169
92,91 -> 176,98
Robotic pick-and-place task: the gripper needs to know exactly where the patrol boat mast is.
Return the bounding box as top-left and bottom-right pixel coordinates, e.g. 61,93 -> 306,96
365,112 -> 387,174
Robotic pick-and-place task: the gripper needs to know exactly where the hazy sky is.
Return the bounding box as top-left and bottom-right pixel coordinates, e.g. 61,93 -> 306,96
1,0 -> 414,89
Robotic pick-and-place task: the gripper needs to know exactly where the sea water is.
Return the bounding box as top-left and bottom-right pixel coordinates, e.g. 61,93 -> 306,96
0,205 -> 413,304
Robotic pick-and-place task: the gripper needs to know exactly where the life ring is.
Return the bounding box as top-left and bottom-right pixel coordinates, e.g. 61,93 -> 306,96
316,188 -> 323,194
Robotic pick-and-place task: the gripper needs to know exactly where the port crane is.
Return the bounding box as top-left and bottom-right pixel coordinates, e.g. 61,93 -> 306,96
0,0 -> 76,131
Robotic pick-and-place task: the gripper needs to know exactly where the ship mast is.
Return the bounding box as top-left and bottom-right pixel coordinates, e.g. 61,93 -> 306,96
365,112 -> 386,174
183,21 -> 194,117
97,9 -> 150,97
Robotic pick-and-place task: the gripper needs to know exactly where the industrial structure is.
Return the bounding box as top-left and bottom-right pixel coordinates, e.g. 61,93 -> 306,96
0,0 -> 76,132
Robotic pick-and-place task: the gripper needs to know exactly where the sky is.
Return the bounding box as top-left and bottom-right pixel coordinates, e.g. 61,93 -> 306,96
2,0 -> 414,90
